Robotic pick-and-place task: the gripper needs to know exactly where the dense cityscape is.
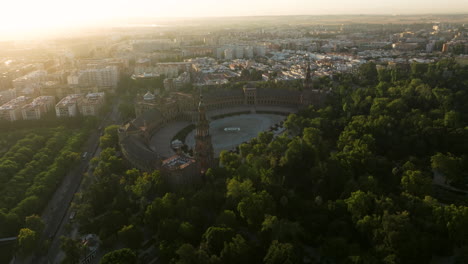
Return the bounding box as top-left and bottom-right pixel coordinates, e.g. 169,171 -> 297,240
0,12 -> 467,264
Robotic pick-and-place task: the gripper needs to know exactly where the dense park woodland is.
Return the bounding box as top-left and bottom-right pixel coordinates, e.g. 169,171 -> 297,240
3,58 -> 468,264
0,118 -> 95,262
75,58 -> 468,264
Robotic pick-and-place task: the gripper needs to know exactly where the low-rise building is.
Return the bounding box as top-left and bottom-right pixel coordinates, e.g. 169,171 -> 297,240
172,72 -> 191,90
161,154 -> 199,186
392,42 -> 420,51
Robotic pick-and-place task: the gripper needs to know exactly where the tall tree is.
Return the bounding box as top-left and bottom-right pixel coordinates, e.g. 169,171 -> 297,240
17,228 -> 38,256
263,240 -> 297,264
60,236 -> 84,264
100,248 -> 137,264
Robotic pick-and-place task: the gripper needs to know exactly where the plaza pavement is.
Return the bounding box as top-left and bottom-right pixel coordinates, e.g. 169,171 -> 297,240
149,105 -> 297,158
149,121 -> 191,157
186,113 -> 286,156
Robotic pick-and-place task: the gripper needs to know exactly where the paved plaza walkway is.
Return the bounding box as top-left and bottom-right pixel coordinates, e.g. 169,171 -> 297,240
186,113 -> 286,156
149,121 -> 191,158
206,105 -> 297,118
149,105 -> 296,158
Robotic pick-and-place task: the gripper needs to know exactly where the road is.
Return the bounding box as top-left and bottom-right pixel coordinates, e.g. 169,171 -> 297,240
433,171 -> 468,195
24,99 -> 121,264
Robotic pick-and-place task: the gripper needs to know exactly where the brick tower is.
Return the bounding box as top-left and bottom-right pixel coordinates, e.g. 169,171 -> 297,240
303,62 -> 313,90
194,93 -> 214,174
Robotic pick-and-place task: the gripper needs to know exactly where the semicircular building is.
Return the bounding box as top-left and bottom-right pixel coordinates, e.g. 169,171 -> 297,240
119,71 -> 327,185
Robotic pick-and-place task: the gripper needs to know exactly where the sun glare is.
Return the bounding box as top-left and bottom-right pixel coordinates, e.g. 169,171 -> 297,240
0,0 -> 467,39
0,0 -> 143,36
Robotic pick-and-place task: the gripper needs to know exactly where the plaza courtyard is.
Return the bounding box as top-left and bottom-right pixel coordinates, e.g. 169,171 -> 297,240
185,113 -> 286,156
149,105 -> 296,158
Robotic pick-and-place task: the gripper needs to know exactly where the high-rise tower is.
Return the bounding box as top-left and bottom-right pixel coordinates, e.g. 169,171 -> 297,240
194,94 -> 214,174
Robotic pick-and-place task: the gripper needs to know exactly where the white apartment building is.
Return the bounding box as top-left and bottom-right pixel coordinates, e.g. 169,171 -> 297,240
216,45 -> 256,60
235,46 -> 244,59
21,96 -> 56,120
67,66 -> 119,89
224,48 -> 234,60
0,96 -> 31,121
244,46 -> 254,59
134,62 -> 191,78
254,46 -> 267,57
181,47 -> 213,57
80,92 -> 105,116
216,48 -> 225,59
0,89 -> 16,105
12,70 -> 47,91
55,94 -> 83,117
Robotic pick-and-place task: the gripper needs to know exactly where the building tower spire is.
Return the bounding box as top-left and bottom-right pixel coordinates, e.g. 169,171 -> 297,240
194,92 -> 214,174
303,60 -> 313,90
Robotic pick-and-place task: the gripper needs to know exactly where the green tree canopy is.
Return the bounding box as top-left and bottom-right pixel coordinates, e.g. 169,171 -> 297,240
263,240 -> 297,264
202,226 -> 235,255
17,228 -> 38,256
100,248 -> 137,264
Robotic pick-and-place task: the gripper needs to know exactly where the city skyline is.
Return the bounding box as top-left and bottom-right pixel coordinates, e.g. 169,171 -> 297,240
1,0 -> 468,36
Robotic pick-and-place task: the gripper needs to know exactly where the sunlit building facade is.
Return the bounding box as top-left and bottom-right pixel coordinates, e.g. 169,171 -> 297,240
80,92 -> 105,116
0,96 -> 31,121
21,96 -> 56,120
55,94 -> 83,117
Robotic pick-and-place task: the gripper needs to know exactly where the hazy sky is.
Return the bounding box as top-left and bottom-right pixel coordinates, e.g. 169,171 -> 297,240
1,0 -> 468,34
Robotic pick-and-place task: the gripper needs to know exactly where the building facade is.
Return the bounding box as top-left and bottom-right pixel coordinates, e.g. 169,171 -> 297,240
67,66 -> 119,90
55,94 -> 83,117
134,62 -> 192,78
12,70 -> 47,92
0,96 -> 31,121
21,96 -> 56,120
80,92 -> 105,116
